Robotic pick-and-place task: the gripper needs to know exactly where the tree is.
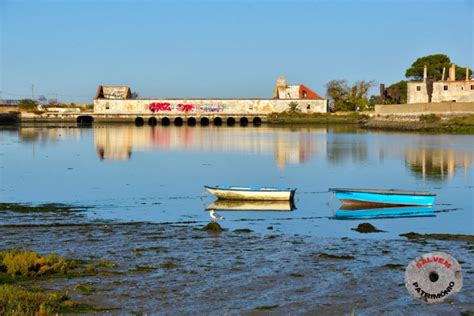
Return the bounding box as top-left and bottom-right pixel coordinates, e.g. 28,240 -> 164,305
405,54 -> 472,81
38,95 -> 47,103
288,101 -> 299,113
18,99 -> 38,110
131,92 -> 139,99
326,80 -> 349,111
326,80 -> 374,111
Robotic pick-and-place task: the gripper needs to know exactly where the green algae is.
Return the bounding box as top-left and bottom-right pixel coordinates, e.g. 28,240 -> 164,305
254,304 -> 279,310
400,232 -> 474,243
318,253 -> 355,260
0,203 -> 88,213
201,222 -> 223,233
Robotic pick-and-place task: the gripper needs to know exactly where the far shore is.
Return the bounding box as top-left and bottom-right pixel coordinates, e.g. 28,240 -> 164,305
1,108 -> 474,133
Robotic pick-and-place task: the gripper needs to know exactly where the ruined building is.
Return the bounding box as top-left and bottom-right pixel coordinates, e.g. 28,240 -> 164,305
407,64 -> 474,104
93,76 -> 327,114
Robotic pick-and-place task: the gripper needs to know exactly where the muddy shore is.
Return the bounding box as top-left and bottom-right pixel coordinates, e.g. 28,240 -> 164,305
1,219 -> 473,315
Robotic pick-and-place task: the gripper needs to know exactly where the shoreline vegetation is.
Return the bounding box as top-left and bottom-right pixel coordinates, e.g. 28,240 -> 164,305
1,109 -> 474,133
0,202 -> 472,314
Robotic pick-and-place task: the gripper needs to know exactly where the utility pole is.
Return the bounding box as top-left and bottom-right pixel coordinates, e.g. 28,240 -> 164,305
31,84 -> 35,100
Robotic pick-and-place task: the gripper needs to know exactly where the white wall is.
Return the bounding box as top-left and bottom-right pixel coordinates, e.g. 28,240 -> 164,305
94,98 -> 328,114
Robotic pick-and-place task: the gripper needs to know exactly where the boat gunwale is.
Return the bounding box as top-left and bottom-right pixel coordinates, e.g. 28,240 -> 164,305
205,185 -> 296,193
328,188 -> 436,196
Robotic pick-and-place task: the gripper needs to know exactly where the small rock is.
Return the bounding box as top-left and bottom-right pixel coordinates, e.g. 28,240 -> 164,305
234,228 -> 253,233
201,222 -> 223,233
352,222 -> 383,233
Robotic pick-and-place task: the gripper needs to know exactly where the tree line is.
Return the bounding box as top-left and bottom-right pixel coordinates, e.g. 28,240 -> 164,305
326,54 -> 472,111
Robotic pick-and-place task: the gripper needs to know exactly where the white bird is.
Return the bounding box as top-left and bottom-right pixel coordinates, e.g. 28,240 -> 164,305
209,210 -> 223,222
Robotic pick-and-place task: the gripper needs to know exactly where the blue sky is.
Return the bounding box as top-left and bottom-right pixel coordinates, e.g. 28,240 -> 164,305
1,0 -> 473,103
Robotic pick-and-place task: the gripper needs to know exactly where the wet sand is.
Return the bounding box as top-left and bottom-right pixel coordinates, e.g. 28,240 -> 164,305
1,220 -> 473,315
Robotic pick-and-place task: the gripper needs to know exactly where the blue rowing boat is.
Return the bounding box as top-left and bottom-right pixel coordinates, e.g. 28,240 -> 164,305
329,188 -> 436,206
335,205 -> 435,220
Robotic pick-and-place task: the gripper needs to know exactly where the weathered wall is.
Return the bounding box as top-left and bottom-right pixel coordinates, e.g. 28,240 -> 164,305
432,81 -> 474,102
93,98 -> 327,114
375,102 -> 474,114
408,80 -> 474,104
407,82 -> 429,104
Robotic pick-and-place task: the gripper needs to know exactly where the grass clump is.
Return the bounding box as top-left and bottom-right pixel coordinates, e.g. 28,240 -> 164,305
268,112 -> 368,125
97,260 -> 118,269
0,250 -> 68,278
419,114 -> 441,123
0,284 -> 87,315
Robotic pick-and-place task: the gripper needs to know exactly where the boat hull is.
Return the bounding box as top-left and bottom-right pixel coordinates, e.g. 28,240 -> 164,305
333,190 -> 435,206
206,186 -> 295,201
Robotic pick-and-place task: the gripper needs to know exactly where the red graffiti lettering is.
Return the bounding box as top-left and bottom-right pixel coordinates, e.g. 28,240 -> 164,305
149,102 -> 171,112
177,104 -> 194,112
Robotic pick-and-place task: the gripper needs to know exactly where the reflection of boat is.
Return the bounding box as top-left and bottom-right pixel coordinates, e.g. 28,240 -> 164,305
205,185 -> 296,201
335,205 -> 435,219
206,199 -> 295,212
329,188 -> 436,206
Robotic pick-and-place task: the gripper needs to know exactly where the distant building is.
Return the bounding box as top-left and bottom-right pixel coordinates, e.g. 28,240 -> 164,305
272,76 -> 322,100
95,86 -> 132,99
0,99 -> 21,106
93,77 -> 328,114
407,64 -> 474,104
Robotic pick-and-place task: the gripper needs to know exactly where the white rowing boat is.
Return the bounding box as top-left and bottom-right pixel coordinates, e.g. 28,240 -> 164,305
205,185 -> 296,201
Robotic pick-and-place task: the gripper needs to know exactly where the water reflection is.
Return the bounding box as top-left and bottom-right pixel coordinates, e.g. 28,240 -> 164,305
93,125 -> 327,169
15,125 -> 474,181
335,205 -> 435,220
206,199 -> 295,212
405,148 -> 473,181
375,136 -> 474,182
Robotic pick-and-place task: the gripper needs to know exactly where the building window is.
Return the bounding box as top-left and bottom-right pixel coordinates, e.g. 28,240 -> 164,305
444,85 -> 448,91
302,91 -> 307,98
471,85 -> 474,90
416,86 -> 421,91
307,104 -> 311,110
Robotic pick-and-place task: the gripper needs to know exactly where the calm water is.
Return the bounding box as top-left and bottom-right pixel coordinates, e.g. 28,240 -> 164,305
1,124 -> 473,238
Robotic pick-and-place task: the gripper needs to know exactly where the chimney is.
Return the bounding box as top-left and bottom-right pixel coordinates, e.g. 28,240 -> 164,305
423,65 -> 427,82
466,66 -> 470,81
276,76 -> 287,89
448,64 -> 456,81
441,67 -> 446,81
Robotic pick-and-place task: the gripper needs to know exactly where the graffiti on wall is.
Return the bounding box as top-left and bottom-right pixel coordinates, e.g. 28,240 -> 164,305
149,102 -> 172,112
177,104 -> 194,112
202,104 -> 224,112
148,102 -> 228,113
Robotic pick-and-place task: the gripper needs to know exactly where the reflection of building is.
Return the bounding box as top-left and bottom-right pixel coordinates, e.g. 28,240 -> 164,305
93,125 -> 326,168
408,64 -> 474,104
405,148 -> 473,181
19,127 -> 82,143
376,136 -> 473,182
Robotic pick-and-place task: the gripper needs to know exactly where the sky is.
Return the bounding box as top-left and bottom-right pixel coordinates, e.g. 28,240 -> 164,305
1,0 -> 473,103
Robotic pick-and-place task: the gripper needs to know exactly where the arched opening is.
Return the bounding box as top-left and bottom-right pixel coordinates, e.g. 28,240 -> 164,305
213,117 -> 223,126
161,117 -> 171,126
148,117 -> 157,126
187,117 -> 197,126
227,117 -> 236,126
135,117 -> 144,126
240,117 -> 249,126
252,117 -> 262,126
174,117 -> 184,126
200,117 -> 210,126
76,115 -> 94,125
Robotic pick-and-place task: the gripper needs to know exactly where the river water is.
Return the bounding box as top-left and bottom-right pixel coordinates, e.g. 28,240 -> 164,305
1,124 -> 473,238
